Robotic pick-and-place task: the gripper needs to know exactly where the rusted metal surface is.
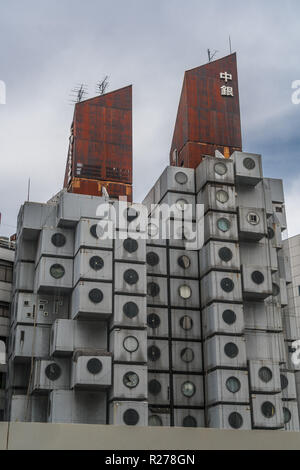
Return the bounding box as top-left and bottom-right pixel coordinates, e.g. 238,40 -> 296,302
170,53 -> 242,168
64,85 -> 132,201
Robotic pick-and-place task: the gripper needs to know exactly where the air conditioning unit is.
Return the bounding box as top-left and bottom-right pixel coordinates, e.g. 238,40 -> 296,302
232,151 -> 263,187
282,401 -> 299,431
159,167 -> 195,201
201,271 -> 242,307
204,212 -> 238,243
238,207 -> 267,241
169,248 -> 199,279
48,389 -> 107,424
206,369 -> 250,406
170,279 -> 200,309
110,329 -> 147,363
146,246 -> 168,276
147,276 -> 168,307
199,240 -> 240,277
36,227 -> 74,266
32,358 -> 70,392
204,335 -> 247,371
244,301 -> 283,332
197,183 -> 236,213
173,374 -> 204,407
35,257 -> 73,293
148,373 -> 170,405
73,248 -> 113,285
112,294 -> 147,329
248,360 -> 281,394
14,261 -> 35,292
172,340 -> 202,373
242,265 -> 273,300
147,339 -> 169,371
109,401 -> 148,426
12,324 -> 51,361
50,320 -> 107,356
74,217 -> 113,255
149,408 -> 171,427
281,371 -> 297,400
171,309 -> 202,340
245,331 -> 285,363
71,281 -> 112,320
207,404 -> 251,430
195,156 -> 235,193
109,364 -> 147,400
114,262 -> 146,296
202,303 -> 245,338
71,353 -> 112,389
174,409 -> 205,428
115,237 -> 146,263
10,394 -> 47,422
251,393 -> 284,429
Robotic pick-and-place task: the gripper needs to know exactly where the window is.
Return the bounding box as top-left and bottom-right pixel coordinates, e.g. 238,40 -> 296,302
180,348 -> 194,363
147,313 -> 161,329
228,412 -> 243,429
220,278 -> 234,293
89,288 -> 103,304
180,315 -> 193,331
89,256 -> 104,271
148,345 -> 161,362
182,416 -> 197,427
123,372 -> 139,389
218,247 -> 233,262
87,358 -> 103,374
178,255 -> 191,269
222,309 -> 236,325
298,286 -> 300,296
176,199 -> 188,211
123,409 -> 139,426
214,162 -> 227,176
280,374 -> 289,390
243,157 -> 256,170
123,336 -> 139,353
261,402 -> 275,418
224,343 -> 239,358
51,233 -> 66,247
126,207 -> 139,223
259,367 -> 273,383
123,238 -> 138,254
0,303 -> 9,318
216,190 -> 229,204
251,271 -> 265,285
0,261 -> 13,283
124,269 -> 139,285
149,415 -> 163,426
181,381 -> 196,398
49,264 -> 65,280
147,252 -> 160,267
272,283 -> 280,296
178,285 -> 192,299
275,206 -> 283,213
147,282 -> 160,297
267,227 -> 275,239
45,363 -> 61,381
226,377 -> 241,393
175,172 -> 188,184
217,218 -> 231,233
283,407 -> 292,424
148,379 -> 161,396
123,302 -> 139,319
247,212 -> 260,225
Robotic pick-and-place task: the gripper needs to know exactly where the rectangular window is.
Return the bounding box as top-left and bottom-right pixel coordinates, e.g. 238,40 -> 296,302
298,286 -> 300,296
0,303 -> 9,318
0,262 -> 13,283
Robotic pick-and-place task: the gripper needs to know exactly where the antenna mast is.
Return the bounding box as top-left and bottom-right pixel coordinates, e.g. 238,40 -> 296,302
229,35 -> 232,54
69,84 -> 88,103
207,49 -> 218,63
96,76 -> 109,96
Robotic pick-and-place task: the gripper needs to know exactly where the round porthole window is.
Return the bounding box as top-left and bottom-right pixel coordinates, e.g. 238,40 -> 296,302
148,379 -> 161,396
87,358 -> 103,375
176,198 -> 188,211
147,313 -> 161,329
243,157 -> 256,170
45,363 -> 61,381
180,347 -> 194,363
228,412 -> 243,429
148,223 -> 159,237
149,415 -> 163,426
222,309 -> 236,325
51,233 -> 66,248
123,336 -> 139,353
123,238 -> 138,253
147,252 -> 160,267
283,407 -> 292,424
214,162 -> 227,176
217,218 -> 231,232
226,377 -> 241,393
50,264 -> 65,280
90,224 -> 104,239
181,381 -> 196,398
259,367 -> 273,383
178,255 -> 191,269
220,278 -> 235,293
267,227 -> 275,239
261,402 -> 276,419
89,256 -> 104,271
182,416 -> 197,427
216,190 -> 229,204
247,212 -> 260,225
218,247 -> 233,262
280,374 -> 289,390
251,271 -> 265,285
180,315 -> 193,331
175,171 -> 188,185
224,342 -> 239,358
179,285 -> 192,299
123,371 -> 139,389
272,283 -> 280,296
124,269 -> 139,285
123,301 -> 139,319
148,345 -> 161,362
147,282 -> 160,297
123,409 -> 139,426
126,207 -> 139,223
88,288 -> 104,304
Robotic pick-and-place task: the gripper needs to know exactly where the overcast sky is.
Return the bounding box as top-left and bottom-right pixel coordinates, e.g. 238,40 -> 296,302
0,0 -> 299,237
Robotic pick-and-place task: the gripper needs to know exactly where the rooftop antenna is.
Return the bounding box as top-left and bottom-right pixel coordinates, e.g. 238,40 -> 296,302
229,35 -> 232,54
69,84 -> 88,104
96,76 -> 109,96
27,178 -> 31,202
207,49 -> 218,63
